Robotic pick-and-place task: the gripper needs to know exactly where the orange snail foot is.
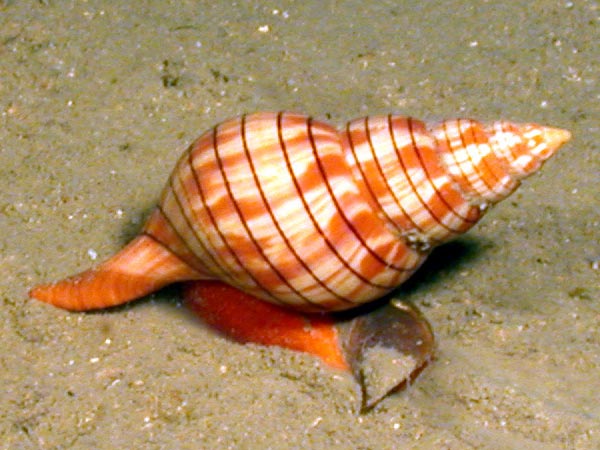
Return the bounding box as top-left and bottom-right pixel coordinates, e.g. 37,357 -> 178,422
184,281 -> 434,412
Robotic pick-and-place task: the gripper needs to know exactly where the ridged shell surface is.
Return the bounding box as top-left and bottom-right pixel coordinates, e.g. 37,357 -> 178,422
139,111 -> 567,312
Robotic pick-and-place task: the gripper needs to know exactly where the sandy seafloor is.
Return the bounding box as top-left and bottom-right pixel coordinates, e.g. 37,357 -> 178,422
1,1 -> 598,448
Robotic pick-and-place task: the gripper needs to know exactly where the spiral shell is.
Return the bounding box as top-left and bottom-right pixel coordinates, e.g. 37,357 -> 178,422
30,111 -> 570,312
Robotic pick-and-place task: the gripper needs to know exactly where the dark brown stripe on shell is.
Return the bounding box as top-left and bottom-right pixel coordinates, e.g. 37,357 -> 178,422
361,116 -> 420,234
404,117 -> 472,232
194,121 -> 284,304
456,119 -> 496,193
166,154 -> 235,281
236,113 -> 330,308
441,120 -> 478,199
306,117 -> 415,279
407,118 -> 478,226
278,115 -> 378,304
148,202 -> 210,274
462,120 -> 505,190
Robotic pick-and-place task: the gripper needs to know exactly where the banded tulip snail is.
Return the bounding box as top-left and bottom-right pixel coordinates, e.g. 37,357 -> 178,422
30,112 -> 571,410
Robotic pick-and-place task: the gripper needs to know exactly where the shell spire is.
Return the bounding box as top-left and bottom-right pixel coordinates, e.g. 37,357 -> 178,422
430,120 -> 571,207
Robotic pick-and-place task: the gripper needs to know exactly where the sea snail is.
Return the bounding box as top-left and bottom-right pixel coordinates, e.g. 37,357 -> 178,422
30,112 -> 570,409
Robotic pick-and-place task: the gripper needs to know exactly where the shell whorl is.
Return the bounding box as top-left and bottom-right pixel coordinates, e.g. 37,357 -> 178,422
30,111 -> 570,312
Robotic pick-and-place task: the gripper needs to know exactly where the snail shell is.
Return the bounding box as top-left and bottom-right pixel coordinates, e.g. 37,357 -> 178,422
30,112 -> 570,312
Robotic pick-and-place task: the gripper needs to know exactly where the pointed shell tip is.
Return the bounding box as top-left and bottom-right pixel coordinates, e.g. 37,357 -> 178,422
543,126 -> 572,149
